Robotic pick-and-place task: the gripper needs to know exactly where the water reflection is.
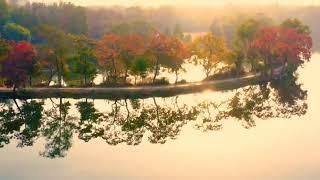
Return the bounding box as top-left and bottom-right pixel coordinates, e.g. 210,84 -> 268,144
41,99 -> 76,158
0,74 -> 308,158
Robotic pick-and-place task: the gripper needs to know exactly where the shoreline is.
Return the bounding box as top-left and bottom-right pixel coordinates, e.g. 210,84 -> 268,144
0,73 -> 277,99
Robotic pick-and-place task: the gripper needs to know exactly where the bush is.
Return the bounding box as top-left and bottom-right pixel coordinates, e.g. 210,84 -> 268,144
204,68 -> 244,81
136,77 -> 170,86
152,77 -> 170,86
176,79 -> 187,84
98,81 -> 134,88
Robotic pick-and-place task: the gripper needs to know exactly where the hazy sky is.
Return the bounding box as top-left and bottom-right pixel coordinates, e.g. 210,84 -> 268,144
30,0 -> 320,7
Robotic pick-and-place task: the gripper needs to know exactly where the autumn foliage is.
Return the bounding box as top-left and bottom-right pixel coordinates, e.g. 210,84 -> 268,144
148,32 -> 190,82
251,26 -> 312,66
95,32 -> 190,84
96,34 -> 145,83
0,41 -> 37,90
190,33 -> 232,77
0,14 -> 315,89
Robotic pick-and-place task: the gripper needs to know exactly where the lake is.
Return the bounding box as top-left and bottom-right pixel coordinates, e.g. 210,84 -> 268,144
0,53 -> 319,180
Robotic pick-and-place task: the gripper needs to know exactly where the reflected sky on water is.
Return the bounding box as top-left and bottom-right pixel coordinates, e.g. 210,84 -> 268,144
0,54 -> 319,179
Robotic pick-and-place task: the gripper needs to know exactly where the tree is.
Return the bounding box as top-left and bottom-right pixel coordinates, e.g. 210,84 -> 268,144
0,39 -> 10,60
209,19 -> 236,48
281,18 -> 311,34
36,45 -> 58,86
163,37 -> 190,83
173,24 -> 184,41
251,26 -> 312,76
119,34 -> 145,82
67,35 -> 98,86
0,0 -> 10,28
130,55 -> 151,84
109,21 -> 154,38
11,2 -> 88,35
233,18 -> 265,75
10,3 -> 39,29
3,23 -> 32,42
95,34 -> 122,84
96,34 -> 145,84
32,25 -> 73,87
148,32 -> 189,83
0,39 -> 10,86
41,98 -> 75,158
190,33 -> 233,78
0,41 -> 37,90
164,27 -> 171,36
235,19 -> 262,58
16,100 -> 44,147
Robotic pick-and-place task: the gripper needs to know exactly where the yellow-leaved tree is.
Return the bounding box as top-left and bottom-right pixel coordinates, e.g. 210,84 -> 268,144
190,33 -> 233,78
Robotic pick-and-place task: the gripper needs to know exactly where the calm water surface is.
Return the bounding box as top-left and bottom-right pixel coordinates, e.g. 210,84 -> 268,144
0,54 -> 320,180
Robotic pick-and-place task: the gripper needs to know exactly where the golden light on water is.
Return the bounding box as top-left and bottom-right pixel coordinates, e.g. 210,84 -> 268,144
1,0 -> 320,178
1,53 -> 319,179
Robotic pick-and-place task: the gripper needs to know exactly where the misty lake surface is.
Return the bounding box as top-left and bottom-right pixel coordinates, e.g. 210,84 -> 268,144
0,53 -> 319,180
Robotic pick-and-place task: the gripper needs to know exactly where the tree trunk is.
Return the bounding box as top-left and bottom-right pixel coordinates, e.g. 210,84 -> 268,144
107,74 -> 110,84
29,76 -> 32,87
235,61 -> 242,77
111,59 -> 117,84
152,59 -> 159,83
262,58 -> 268,79
175,71 -> 179,84
205,70 -> 210,79
281,57 -> 288,75
46,67 -> 53,87
84,57 -> 87,86
56,57 -> 62,87
134,76 -> 137,85
59,97 -> 62,120
13,99 -> 21,112
153,97 -> 160,122
124,68 -> 128,83
124,99 -> 130,120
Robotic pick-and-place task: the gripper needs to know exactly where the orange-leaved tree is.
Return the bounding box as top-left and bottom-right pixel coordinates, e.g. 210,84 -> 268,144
148,32 -> 190,83
163,37 -> 190,83
119,34 -> 145,82
96,34 -> 122,83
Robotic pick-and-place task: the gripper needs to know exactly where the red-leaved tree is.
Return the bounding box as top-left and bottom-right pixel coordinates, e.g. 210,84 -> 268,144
0,41 -> 37,91
251,26 -> 312,75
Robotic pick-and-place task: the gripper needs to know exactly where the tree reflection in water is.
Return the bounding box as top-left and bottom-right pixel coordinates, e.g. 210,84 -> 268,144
0,100 -> 44,148
0,74 -> 308,158
41,98 -> 76,158
196,74 -> 307,131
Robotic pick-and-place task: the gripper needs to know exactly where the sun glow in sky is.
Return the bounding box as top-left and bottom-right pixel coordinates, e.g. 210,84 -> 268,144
30,0 -> 320,7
